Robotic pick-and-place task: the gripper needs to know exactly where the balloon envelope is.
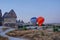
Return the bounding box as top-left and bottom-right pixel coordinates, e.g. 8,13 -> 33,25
37,17 -> 44,26
31,17 -> 37,25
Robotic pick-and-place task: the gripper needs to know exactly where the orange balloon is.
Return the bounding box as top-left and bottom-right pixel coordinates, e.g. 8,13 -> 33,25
37,17 -> 44,26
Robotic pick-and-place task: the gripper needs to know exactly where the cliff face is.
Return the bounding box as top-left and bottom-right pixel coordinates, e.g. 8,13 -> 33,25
2,9 -> 17,28
0,9 -> 17,27
9,9 -> 17,18
3,9 -> 17,18
3,12 -> 9,18
0,9 -> 2,17
0,9 -> 2,26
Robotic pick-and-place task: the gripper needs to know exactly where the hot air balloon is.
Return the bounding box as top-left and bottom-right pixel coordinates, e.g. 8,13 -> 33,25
30,17 -> 37,26
37,17 -> 44,26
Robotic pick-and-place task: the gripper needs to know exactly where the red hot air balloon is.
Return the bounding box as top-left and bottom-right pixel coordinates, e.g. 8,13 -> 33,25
37,17 -> 44,26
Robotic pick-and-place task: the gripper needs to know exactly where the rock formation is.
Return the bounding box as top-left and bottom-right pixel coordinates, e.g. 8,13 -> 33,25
0,9 -> 2,26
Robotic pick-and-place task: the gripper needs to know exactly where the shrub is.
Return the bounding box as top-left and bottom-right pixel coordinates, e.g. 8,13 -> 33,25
23,26 -> 27,30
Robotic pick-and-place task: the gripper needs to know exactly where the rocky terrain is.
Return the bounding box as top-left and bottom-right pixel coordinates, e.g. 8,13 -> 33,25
6,30 -> 60,40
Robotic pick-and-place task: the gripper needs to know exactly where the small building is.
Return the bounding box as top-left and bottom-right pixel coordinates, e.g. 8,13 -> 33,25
3,9 -> 17,28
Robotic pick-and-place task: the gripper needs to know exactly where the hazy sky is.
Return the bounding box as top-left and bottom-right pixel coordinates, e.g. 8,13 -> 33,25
0,0 -> 60,23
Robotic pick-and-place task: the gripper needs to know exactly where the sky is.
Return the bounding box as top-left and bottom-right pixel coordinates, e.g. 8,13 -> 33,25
0,0 -> 60,23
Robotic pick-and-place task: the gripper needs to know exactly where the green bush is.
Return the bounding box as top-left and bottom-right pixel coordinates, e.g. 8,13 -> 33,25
22,26 -> 27,30
53,28 -> 58,32
53,26 -> 58,32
